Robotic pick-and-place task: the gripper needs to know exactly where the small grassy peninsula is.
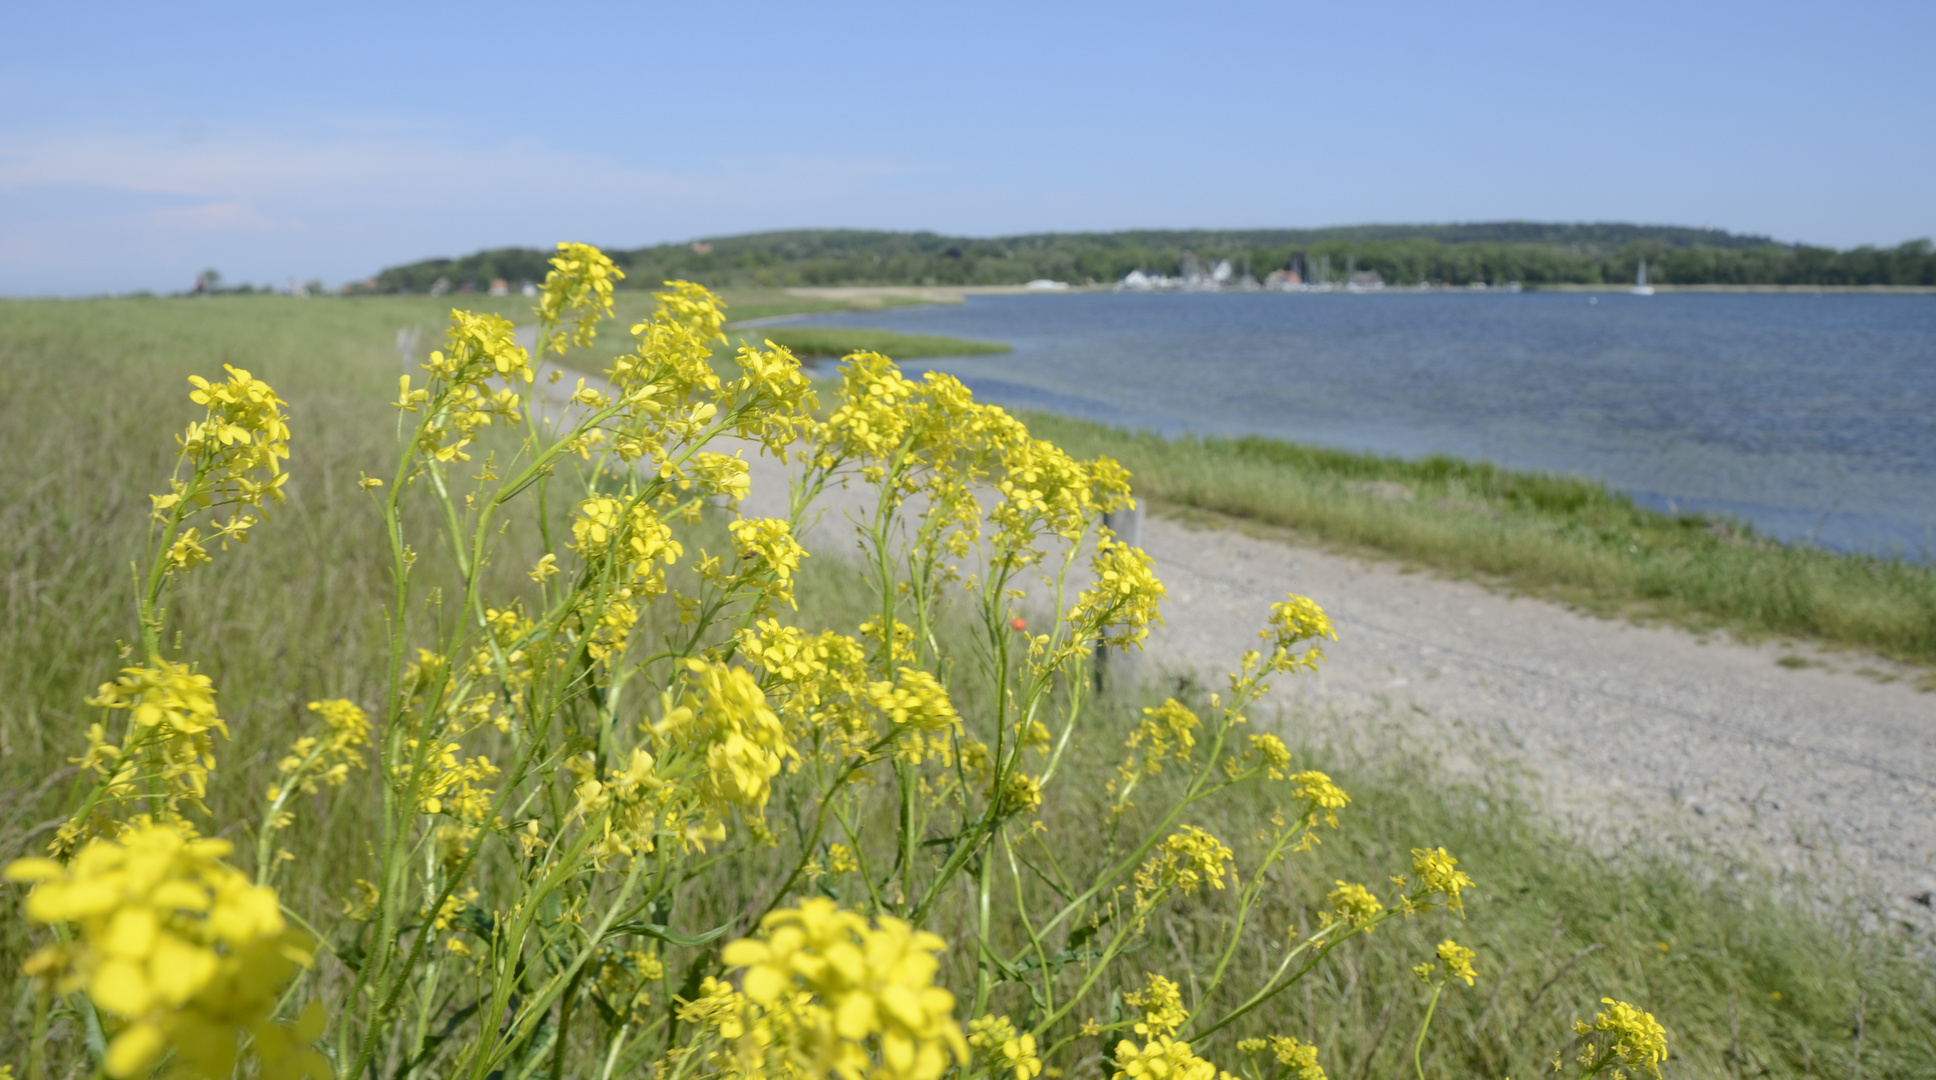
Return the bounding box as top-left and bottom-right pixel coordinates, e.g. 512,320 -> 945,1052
735,325 -> 1010,360
1025,414 -> 1936,672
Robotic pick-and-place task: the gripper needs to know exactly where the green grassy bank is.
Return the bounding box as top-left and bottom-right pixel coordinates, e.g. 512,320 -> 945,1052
1024,415 -> 1936,674
2,297 -> 1933,1075
735,325 -> 1010,359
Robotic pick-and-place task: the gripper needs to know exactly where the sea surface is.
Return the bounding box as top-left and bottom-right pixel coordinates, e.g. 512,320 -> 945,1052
773,291 -> 1936,556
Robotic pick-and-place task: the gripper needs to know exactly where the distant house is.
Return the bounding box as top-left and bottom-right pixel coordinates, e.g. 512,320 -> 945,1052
690,241 -> 714,255
489,278 -> 509,296
1119,270 -> 1154,291
1025,279 -> 1069,291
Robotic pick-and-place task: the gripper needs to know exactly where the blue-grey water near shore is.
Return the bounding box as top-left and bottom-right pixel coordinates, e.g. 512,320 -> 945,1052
775,292 -> 1936,557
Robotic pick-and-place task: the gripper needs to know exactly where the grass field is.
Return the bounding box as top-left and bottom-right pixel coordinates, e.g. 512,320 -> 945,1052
2,295 -> 1933,1077
1023,416 -> 1936,675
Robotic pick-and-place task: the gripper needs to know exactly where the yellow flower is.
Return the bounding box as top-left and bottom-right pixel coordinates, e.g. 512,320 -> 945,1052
4,820 -> 320,1080
1241,733 -> 1292,780
721,898 -> 967,1080
868,667 -> 961,733
177,365 -> 292,514
538,242 -> 624,354
1259,594 -> 1336,673
1435,939 -> 1478,986
1134,826 -> 1234,906
1066,538 -> 1167,650
1112,1035 -> 1217,1080
1124,699 -> 1200,776
1265,1035 -> 1327,1080
1410,847 -> 1476,915
968,1015 -> 1044,1080
1324,881 -> 1384,929
1291,771 -> 1350,826
1588,998 -> 1669,1076
729,517 -> 808,608
1125,973 -> 1187,1037
654,659 -> 799,821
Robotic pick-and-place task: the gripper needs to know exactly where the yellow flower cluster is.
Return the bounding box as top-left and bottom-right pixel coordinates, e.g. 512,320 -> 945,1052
1434,939 -> 1478,986
539,241 -> 625,354
408,739 -> 500,822
1409,846 -> 1476,916
1125,973 -> 1188,1037
1290,770 -> 1350,827
403,310 -> 532,463
654,659 -> 799,832
1258,593 -> 1337,674
4,822 -> 322,1080
1134,825 -> 1234,907
160,364 -> 292,518
1112,1034 -> 1218,1080
1235,1035 -> 1331,1080
1324,881 -> 1385,929
721,898 -> 968,1080
271,699 -> 371,797
1573,999 -> 1669,1077
728,517 -> 809,609
78,662 -> 229,823
572,494 -> 685,601
1241,733 -> 1292,780
1123,699 -> 1200,778
1067,538 -> 1167,650
967,1015 -> 1044,1080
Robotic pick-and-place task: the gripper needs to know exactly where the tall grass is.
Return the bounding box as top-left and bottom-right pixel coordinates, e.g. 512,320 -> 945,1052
3,297 -> 1933,1076
1025,416 -> 1936,670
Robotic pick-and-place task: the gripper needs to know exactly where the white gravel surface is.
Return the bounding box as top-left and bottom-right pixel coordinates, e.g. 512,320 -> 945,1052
1125,513 -> 1936,926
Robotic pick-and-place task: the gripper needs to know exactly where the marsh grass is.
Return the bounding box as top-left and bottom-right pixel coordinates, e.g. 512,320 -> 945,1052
1024,416 -> 1936,672
4,297 -> 1933,1077
734,327 -> 1010,360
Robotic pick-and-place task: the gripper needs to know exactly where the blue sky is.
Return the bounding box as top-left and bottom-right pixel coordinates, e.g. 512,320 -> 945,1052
4,0 -> 1931,295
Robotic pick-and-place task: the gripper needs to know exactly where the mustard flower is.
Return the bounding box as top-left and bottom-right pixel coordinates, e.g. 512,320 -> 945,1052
1259,593 -> 1336,674
1575,999 -> 1669,1077
1435,939 -> 1478,986
968,1015 -> 1044,1080
721,898 -> 968,1080
538,242 -> 624,354
1124,699 -> 1200,777
82,661 -> 230,817
1265,1035 -> 1327,1080
1067,538 -> 1168,650
4,821 -> 321,1080
729,517 -> 808,608
1112,1034 -> 1217,1080
1290,770 -> 1350,826
1241,733 -> 1292,780
1124,973 -> 1188,1037
1134,826 -> 1235,906
654,659 -> 799,820
1409,846 -> 1476,915
1324,881 -> 1384,929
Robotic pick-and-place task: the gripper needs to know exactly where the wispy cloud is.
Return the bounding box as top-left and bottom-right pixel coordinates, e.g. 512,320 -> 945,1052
0,122 -> 958,294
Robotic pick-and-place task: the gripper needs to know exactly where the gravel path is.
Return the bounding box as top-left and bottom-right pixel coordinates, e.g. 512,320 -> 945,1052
1127,512 -> 1936,924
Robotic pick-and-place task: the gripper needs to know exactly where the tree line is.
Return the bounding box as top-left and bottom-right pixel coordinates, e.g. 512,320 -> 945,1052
371,226 -> 1936,292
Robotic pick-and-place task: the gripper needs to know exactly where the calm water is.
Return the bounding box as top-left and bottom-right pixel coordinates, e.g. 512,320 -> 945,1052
779,292 -> 1936,556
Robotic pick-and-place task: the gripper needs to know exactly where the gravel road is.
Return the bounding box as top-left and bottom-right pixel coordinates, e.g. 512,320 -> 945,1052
1127,512 -> 1936,926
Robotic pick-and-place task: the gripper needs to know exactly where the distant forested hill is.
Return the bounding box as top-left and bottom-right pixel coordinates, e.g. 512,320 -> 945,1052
369,225 -> 1936,291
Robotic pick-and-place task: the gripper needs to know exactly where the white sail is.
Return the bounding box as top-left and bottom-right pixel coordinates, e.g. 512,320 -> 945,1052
1631,259 -> 1655,296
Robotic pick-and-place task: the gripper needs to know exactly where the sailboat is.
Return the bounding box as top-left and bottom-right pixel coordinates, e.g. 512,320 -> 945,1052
1631,260 -> 1655,296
